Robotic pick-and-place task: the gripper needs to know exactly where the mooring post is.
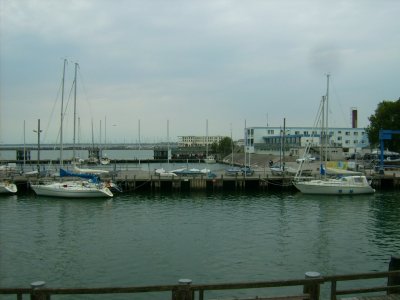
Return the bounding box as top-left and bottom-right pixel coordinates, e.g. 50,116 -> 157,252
387,255 -> 400,294
303,271 -> 321,300
30,281 -> 48,300
172,279 -> 193,300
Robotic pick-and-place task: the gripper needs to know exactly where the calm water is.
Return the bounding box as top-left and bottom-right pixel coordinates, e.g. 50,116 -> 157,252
1,191 -> 399,299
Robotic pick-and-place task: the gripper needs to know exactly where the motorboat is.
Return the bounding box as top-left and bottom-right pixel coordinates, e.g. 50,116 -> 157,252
155,168 -> 178,177
0,181 -> 17,194
204,155 -> 216,164
225,167 -> 241,176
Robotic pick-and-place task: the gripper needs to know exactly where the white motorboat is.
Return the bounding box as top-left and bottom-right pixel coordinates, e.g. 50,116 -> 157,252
100,157 -> 110,165
204,155 -> 216,164
155,168 -> 178,177
293,175 -> 375,195
0,181 -> 17,194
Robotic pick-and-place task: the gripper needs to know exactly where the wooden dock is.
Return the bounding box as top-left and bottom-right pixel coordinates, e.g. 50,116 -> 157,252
5,168 -> 400,193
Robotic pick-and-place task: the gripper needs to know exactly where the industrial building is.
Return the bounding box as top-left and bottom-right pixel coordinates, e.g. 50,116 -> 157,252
178,135 -> 224,147
244,109 -> 369,160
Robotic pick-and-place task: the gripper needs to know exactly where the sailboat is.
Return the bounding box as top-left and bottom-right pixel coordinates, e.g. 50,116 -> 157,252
270,119 -> 286,176
100,117 -> 111,165
30,60 -> 113,198
204,119 -> 216,164
225,124 -> 241,176
293,74 -> 375,195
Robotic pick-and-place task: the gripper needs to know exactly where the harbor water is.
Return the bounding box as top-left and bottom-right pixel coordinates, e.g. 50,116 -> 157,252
1,190 -> 399,299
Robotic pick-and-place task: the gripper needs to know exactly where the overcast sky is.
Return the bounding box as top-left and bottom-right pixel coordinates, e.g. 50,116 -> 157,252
1,0 -> 399,144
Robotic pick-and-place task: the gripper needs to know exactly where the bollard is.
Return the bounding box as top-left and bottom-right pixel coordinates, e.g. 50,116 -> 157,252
30,281 -> 48,300
387,255 -> 400,295
172,279 -> 193,300
303,272 -> 321,300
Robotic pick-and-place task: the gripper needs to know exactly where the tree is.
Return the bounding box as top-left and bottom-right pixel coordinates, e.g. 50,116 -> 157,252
366,98 -> 400,151
217,136 -> 234,156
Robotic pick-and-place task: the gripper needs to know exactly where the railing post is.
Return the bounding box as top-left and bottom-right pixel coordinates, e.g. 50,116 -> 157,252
388,255 -> 400,294
303,271 -> 321,300
172,279 -> 193,300
30,281 -> 49,300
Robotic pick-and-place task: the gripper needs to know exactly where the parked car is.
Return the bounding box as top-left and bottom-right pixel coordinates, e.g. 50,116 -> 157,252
241,166 -> 254,176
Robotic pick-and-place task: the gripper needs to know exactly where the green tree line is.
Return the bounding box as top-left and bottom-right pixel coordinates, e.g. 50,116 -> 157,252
366,98 -> 400,152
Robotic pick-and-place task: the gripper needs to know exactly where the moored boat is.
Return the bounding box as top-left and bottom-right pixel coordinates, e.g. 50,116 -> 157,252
31,168 -> 113,198
293,175 -> 375,195
293,74 -> 375,195
0,181 -> 17,194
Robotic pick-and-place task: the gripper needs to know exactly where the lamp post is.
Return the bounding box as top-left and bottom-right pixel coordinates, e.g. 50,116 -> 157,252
33,119 -> 42,173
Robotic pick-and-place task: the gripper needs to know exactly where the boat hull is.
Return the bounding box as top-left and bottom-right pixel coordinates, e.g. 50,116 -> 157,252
31,182 -> 113,198
0,182 -> 17,194
293,177 -> 375,195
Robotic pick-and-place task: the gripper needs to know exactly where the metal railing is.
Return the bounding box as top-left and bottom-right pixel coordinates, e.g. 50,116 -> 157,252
1,270 -> 399,300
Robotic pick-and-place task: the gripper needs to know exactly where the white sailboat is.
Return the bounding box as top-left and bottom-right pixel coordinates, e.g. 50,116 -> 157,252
31,169 -> 113,198
100,117 -> 111,165
293,74 -> 375,195
204,119 -> 216,163
31,60 -> 113,198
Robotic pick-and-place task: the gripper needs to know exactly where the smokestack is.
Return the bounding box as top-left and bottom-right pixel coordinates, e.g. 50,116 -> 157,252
351,108 -> 358,128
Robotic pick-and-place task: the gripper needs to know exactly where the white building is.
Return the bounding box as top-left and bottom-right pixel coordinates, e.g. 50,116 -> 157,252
244,126 -> 370,159
178,136 -> 224,147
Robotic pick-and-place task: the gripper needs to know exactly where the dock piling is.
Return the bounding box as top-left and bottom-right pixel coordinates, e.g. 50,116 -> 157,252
30,281 -> 48,300
172,279 -> 193,300
387,255 -> 400,294
303,271 -> 321,300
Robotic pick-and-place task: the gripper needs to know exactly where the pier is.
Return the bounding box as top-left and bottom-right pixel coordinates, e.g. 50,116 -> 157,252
2,150 -> 400,192
1,257 -> 399,300
5,166 -> 400,193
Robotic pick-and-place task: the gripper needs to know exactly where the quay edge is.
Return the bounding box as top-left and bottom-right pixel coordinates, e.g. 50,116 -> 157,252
7,171 -> 400,194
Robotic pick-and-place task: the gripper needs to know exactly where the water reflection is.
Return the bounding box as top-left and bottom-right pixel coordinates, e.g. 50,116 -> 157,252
0,191 -> 399,297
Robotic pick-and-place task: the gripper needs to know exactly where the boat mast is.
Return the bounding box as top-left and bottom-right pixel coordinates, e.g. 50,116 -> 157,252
60,58 -> 67,167
73,62 -> 78,163
104,116 -> 107,154
206,119 -> 209,157
167,119 -> 170,165
325,73 -> 330,167
230,123 -> 233,166
283,118 -> 286,171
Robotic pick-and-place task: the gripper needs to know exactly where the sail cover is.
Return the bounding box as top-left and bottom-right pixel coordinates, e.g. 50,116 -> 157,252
60,168 -> 99,183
